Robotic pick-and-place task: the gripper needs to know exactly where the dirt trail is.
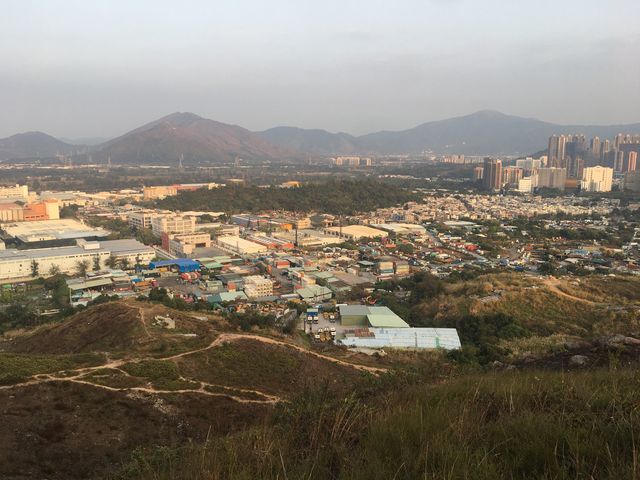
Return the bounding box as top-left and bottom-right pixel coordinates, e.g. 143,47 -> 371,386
541,278 -> 602,306
0,332 -> 384,401
0,370 -> 281,404
165,332 -> 388,373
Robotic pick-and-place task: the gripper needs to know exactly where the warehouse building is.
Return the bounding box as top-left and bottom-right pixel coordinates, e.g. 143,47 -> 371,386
216,235 -> 268,254
339,305 -> 410,328
0,239 -> 155,281
339,327 -> 461,350
376,223 -> 427,236
167,232 -> 212,256
324,225 -> 389,241
1,218 -> 110,246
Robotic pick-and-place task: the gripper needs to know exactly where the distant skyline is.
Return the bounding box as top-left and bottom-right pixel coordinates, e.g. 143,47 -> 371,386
1,0 -> 639,138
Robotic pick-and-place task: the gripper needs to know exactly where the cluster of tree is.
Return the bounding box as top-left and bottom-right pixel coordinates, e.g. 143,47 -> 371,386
85,217 -> 159,245
446,312 -> 531,365
374,272 -> 532,364
157,178 -> 420,215
0,275 -> 72,333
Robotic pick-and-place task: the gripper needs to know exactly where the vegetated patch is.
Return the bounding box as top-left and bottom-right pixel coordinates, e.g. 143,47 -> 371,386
81,368 -> 147,389
0,352 -> 104,385
203,384 -> 269,401
556,275 -> 640,304
115,368 -> 640,480
176,338 -> 372,397
0,381 -> 269,480
5,300 -> 217,356
121,359 -> 199,391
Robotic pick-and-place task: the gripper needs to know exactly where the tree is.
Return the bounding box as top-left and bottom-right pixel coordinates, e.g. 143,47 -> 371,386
48,264 -> 61,277
75,259 -> 91,276
118,257 -> 131,271
105,255 -> 118,269
396,243 -> 415,254
93,255 -> 102,271
30,260 -> 39,278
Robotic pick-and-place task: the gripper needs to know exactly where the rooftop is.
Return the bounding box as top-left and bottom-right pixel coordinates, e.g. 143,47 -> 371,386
1,219 -> 110,243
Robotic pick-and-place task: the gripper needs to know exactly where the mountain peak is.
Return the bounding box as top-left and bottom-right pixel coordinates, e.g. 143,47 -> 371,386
468,110 -> 509,119
159,112 -> 204,125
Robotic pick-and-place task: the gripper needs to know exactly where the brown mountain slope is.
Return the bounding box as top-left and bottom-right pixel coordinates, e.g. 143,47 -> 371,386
97,112 -> 294,165
4,301 -> 217,356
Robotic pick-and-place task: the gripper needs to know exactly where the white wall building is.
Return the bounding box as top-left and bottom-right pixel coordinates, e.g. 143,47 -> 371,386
0,239 -> 155,281
151,214 -> 196,237
324,225 -> 389,241
581,166 -> 613,193
216,235 -> 268,254
0,184 -> 29,201
517,176 -> 536,193
128,210 -> 159,230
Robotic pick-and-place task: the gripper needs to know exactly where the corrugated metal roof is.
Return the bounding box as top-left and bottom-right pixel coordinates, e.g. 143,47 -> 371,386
339,327 -> 461,350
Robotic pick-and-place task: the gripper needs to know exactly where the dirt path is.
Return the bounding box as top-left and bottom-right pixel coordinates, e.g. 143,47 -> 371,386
164,332 -> 388,373
541,278 -> 603,306
0,369 -> 281,404
0,332 -> 384,401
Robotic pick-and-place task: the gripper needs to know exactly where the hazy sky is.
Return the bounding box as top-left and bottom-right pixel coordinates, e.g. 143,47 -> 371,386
1,0 -> 639,139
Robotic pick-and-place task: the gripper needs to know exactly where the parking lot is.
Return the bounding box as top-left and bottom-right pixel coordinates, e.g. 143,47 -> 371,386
300,311 -> 351,339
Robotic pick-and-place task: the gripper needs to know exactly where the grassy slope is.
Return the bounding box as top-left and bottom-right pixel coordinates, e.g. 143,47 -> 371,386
116,368 -> 640,480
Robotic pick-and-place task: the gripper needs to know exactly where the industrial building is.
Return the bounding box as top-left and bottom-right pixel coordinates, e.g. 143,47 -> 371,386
143,183 -> 220,200
216,235 -> 268,254
0,199 -> 60,222
0,239 -> 155,281
339,305 -> 410,328
296,285 -> 333,302
339,327 -> 461,350
167,232 -> 212,256
375,223 -> 427,236
0,184 -> 29,201
0,219 -> 110,246
324,225 -> 389,241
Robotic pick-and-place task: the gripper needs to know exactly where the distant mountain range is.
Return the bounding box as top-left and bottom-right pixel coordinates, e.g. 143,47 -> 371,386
2,110 -> 640,163
259,110 -> 640,156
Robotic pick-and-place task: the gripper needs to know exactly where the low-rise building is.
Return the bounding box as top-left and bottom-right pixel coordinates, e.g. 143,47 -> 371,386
324,225 -> 389,241
128,210 -> 159,230
168,232 -> 212,256
216,235 -> 268,254
243,275 -> 274,299
151,214 -> 196,237
0,239 -> 155,281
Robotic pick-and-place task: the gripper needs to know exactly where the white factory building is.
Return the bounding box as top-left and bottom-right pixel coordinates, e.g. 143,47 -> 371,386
0,239 -> 155,281
216,235 -> 268,254
324,225 -> 389,241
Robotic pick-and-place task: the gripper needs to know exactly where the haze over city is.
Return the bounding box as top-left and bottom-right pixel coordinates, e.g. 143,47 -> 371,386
3,3 -> 640,479
1,0 -> 639,139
